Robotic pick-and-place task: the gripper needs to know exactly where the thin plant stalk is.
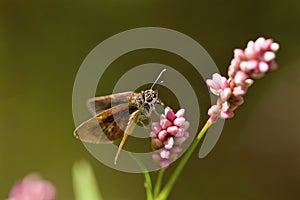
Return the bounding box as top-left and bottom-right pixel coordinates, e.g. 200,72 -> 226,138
143,170 -> 154,200
153,168 -> 166,198
155,120 -> 212,200
131,154 -> 154,200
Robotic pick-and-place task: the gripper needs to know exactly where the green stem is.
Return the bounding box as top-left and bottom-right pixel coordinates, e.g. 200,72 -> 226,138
130,154 -> 154,200
155,120 -> 212,200
143,170 -> 154,200
153,168 -> 166,198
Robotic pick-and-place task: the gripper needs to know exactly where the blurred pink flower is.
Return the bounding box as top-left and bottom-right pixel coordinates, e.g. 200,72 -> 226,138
7,174 -> 56,200
151,107 -> 189,168
207,37 -> 279,122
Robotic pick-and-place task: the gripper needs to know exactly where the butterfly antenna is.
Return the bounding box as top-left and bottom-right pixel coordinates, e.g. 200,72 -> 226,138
150,69 -> 166,90
152,80 -> 164,91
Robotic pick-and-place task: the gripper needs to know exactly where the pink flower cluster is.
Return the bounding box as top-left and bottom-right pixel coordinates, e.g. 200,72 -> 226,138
151,107 -> 189,168
7,174 -> 56,200
207,37 -> 280,122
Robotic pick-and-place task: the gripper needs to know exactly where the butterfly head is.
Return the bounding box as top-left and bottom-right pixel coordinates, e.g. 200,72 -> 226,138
144,89 -> 158,104
143,68 -> 166,106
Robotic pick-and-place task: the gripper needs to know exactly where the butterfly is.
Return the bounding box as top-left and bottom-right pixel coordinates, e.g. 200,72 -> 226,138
74,69 -> 166,164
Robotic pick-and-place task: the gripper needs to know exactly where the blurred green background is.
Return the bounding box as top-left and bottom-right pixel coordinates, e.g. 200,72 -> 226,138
1,0 -> 300,199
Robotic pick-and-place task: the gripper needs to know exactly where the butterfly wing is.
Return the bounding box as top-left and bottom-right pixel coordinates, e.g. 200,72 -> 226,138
87,91 -> 139,115
74,103 -> 139,143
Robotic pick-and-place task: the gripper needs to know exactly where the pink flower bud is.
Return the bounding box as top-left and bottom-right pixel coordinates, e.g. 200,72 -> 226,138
234,49 -> 245,59
207,73 -> 229,90
261,38 -> 273,51
219,88 -> 231,101
263,51 -> 276,62
234,71 -> 248,85
258,61 -> 269,73
164,107 -> 173,115
246,60 -> 259,71
219,110 -> 234,119
152,138 -> 163,149
228,65 -> 236,77
245,41 -> 255,59
150,131 -> 156,138
233,85 -> 247,96
175,108 -> 185,118
152,122 -> 161,133
183,131 -> 189,138
175,128 -> 185,137
158,130 -> 168,141
240,61 -> 247,71
174,137 -> 186,145
166,109 -> 176,121
171,146 -> 183,153
221,101 -> 230,112
244,79 -> 254,87
160,149 -> 170,159
160,118 -> 172,129
167,126 -> 179,136
164,137 -> 174,149
173,117 -> 186,127
208,105 -> 219,117
160,160 -> 170,168
270,42 -> 280,52
206,73 -> 231,98
269,61 -> 278,70
255,37 -> 266,48
210,101 -> 234,119
182,121 -> 190,130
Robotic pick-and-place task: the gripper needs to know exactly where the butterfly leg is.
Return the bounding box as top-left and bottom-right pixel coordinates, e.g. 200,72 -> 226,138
114,131 -> 129,165
153,109 -> 160,117
137,114 -> 151,129
139,120 -> 149,129
114,110 -> 140,165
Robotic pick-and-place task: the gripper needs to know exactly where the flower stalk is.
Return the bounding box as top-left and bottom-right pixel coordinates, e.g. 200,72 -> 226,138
155,120 -> 212,200
153,168 -> 166,198
144,170 -> 154,200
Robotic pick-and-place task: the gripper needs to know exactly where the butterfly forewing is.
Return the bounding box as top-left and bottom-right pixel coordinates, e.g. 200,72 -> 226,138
74,103 -> 139,143
87,91 -> 139,115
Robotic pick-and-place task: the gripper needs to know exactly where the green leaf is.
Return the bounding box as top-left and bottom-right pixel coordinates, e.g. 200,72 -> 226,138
72,159 -> 103,200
